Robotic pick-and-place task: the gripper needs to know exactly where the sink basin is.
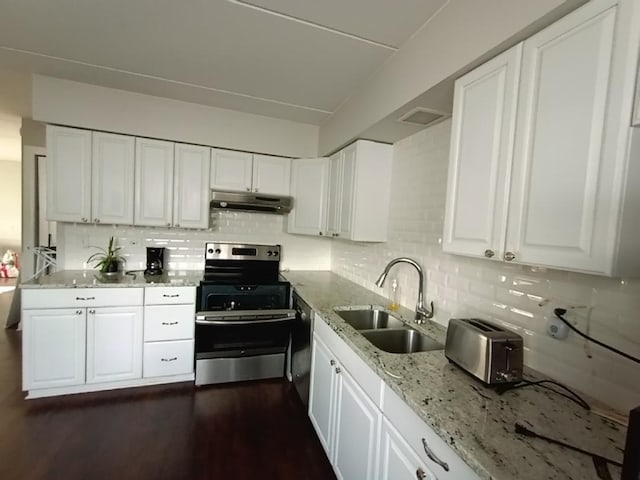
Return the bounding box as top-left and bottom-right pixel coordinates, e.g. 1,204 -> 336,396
336,309 -> 406,330
361,329 -> 444,354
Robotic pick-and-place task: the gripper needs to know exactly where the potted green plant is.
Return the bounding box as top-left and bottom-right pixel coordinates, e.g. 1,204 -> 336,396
87,236 -> 125,275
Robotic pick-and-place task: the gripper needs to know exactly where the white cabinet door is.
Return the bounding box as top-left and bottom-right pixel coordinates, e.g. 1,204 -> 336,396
287,157 -> 330,236
210,148 -> 253,192
379,419 -> 437,480
22,308 -> 86,390
134,138 -> 174,227
91,132 -> 135,225
308,334 -> 337,457
252,154 -> 291,195
173,143 -> 211,229
337,144 -> 356,238
332,367 -> 380,480
443,45 -> 522,261
86,306 -> 143,384
46,126 -> 92,223
507,1 -> 617,271
326,152 -> 342,236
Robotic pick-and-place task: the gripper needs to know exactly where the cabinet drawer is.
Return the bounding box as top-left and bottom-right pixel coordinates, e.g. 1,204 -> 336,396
144,305 -> 194,341
143,340 -> 194,378
22,288 -> 143,309
144,286 -> 196,305
382,384 -> 479,479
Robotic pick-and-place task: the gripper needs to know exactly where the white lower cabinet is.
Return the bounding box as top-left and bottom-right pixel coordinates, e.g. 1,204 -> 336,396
308,313 -> 479,480
309,332 -> 380,480
22,308 -> 86,390
143,340 -> 194,378
379,418 -> 437,480
86,306 -> 143,384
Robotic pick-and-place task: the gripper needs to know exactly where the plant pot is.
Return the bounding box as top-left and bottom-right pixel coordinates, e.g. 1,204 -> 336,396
102,262 -> 119,274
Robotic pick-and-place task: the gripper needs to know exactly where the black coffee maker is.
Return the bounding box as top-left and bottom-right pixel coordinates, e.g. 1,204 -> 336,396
144,247 -> 165,275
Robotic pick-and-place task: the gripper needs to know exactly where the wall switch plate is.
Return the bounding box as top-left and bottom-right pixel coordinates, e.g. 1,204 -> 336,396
547,316 -> 570,339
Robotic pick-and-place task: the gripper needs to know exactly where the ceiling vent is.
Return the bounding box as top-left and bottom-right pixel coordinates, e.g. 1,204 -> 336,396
397,107 -> 449,127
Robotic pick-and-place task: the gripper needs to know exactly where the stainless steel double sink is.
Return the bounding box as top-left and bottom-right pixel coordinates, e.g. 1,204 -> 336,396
335,308 -> 443,354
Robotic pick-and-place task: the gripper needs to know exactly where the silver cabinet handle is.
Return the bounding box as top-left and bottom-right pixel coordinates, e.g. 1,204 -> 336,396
422,438 -> 449,472
330,360 -> 336,366
484,249 -> 494,258
416,468 -> 427,479
161,357 -> 177,362
82,217 -> 88,223
175,223 -> 180,227
162,294 -> 179,298
246,187 -> 251,192
504,251 -> 516,261
166,222 -> 171,227
88,309 -> 95,314
75,310 -> 82,315
161,321 -> 178,326
335,367 -> 341,374
76,296 -> 95,301
94,218 -> 100,223
319,231 -> 323,236
254,188 -> 259,193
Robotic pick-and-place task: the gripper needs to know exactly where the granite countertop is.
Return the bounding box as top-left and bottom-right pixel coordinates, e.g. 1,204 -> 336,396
21,270 -> 204,288
282,271 -> 626,480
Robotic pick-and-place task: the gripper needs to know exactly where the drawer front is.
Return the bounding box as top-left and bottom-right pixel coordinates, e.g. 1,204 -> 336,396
144,286 -> 196,305
144,304 -> 194,341
383,385 -> 479,479
22,288 -> 143,309
143,340 -> 194,378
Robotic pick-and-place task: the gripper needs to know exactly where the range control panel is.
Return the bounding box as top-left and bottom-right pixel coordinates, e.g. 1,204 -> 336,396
205,243 -> 281,261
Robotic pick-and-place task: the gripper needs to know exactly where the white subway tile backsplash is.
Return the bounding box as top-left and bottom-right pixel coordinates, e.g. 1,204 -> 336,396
58,211 -> 331,272
331,119 -> 640,412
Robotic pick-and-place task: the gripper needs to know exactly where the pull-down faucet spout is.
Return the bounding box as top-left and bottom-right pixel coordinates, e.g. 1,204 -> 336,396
375,257 -> 434,324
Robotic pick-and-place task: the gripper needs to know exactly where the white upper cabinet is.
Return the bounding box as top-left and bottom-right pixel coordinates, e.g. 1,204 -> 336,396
210,149 -> 253,192
134,138 -> 175,227
633,58 -> 640,125
326,151 -> 342,235
46,126 -> 92,223
443,45 -> 522,261
444,0 -> 640,276
287,157 -> 330,236
91,132 -> 135,225
210,149 -> 291,195
252,154 -> 291,195
173,143 -> 211,229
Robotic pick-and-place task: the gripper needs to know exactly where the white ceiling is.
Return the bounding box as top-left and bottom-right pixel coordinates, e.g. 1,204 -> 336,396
0,0 -> 448,126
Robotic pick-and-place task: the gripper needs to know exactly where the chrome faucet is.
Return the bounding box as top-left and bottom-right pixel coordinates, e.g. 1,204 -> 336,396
375,257 -> 434,324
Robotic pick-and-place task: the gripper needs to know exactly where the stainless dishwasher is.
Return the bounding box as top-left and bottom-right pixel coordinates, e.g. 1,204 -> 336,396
291,292 -> 313,408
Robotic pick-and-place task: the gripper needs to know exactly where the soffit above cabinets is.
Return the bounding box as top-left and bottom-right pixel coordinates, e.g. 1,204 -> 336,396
0,0 -> 446,125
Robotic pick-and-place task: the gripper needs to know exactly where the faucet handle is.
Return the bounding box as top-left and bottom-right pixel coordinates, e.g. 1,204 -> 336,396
415,301 -> 435,324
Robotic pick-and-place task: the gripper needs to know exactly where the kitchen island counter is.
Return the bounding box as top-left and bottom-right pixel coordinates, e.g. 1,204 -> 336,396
283,270 -> 626,480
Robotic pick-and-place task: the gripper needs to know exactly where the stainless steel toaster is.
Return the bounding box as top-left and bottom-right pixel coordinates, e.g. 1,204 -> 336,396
445,318 -> 523,384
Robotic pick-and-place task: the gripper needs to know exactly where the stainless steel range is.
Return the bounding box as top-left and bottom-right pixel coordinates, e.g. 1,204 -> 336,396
194,242 -> 295,386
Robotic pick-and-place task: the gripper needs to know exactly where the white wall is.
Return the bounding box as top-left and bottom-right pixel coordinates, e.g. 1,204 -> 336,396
319,0 -> 588,153
58,211 -> 331,272
32,75 -> 319,158
331,120 -> 640,412
0,159 -> 21,252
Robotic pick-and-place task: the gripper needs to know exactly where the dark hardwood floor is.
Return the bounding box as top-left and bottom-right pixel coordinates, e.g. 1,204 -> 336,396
0,328 -> 336,480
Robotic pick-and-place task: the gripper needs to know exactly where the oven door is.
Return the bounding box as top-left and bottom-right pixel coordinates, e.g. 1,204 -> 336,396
195,310 -> 296,359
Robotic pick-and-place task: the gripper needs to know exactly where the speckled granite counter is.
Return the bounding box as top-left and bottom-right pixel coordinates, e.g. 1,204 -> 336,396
283,271 -> 626,480
21,270 -> 204,288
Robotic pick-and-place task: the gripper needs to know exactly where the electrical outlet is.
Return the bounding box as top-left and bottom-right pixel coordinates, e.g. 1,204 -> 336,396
547,316 -> 570,339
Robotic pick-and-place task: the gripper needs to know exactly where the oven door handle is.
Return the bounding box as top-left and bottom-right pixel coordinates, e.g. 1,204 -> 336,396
196,315 -> 296,326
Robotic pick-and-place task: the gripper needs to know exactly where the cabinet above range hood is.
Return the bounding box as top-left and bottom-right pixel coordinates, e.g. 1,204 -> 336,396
210,190 -> 293,214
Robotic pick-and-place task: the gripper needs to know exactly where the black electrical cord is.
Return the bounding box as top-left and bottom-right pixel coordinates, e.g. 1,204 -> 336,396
554,308 -> 640,365
497,379 -> 591,410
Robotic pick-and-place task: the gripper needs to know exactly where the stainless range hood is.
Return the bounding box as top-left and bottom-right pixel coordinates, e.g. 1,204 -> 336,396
210,190 -> 293,214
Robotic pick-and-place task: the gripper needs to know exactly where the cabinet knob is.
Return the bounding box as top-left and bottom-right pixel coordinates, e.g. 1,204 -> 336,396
88,309 -> 95,314
504,251 -> 516,262
254,188 -> 259,193
484,249 -> 495,258
319,232 -> 323,236
416,468 -> 427,479
422,438 -> 449,472
167,222 -> 171,227
82,217 -> 88,223
246,187 -> 251,192
330,359 -> 336,366
75,310 -> 82,315
94,218 -> 100,224
335,367 -> 341,374
175,223 -> 180,227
